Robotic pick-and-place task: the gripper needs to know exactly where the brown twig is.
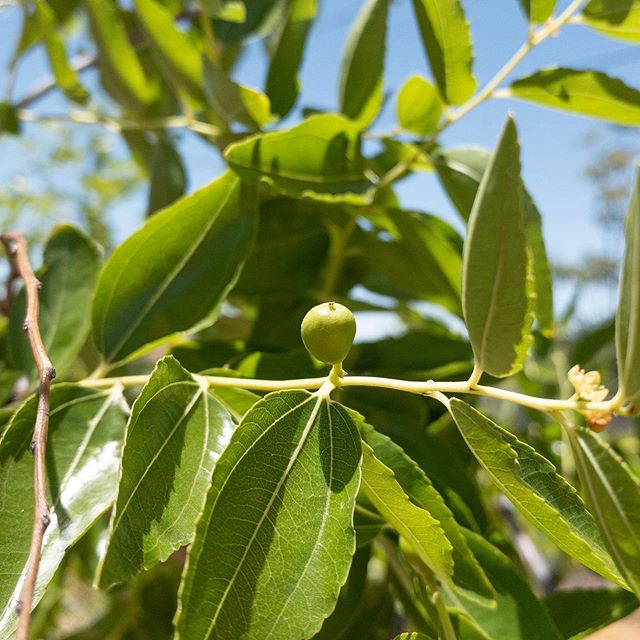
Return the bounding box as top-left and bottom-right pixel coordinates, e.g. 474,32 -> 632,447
0,231 -> 56,640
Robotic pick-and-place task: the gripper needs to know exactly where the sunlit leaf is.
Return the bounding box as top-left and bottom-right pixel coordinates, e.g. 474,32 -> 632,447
518,0 -> 556,23
92,171 -> 258,364
507,68 -> 640,125
462,117 -> 532,377
580,0 -> 640,43
98,356 -> 235,587
410,0 -> 476,105
0,384 -> 128,640
449,399 -> 627,587
176,391 -> 362,640
396,75 -> 443,136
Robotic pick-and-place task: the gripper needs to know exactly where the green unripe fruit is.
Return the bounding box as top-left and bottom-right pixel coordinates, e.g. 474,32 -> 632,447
301,302 -> 356,365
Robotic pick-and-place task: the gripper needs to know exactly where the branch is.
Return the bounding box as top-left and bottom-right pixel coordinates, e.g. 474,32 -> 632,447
1,231 -> 56,640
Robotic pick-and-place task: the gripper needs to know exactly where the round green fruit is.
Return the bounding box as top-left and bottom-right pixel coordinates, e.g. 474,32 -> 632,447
301,302 -> 356,365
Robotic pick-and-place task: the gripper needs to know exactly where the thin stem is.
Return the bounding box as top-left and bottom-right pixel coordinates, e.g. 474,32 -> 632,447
374,0 -> 587,193
467,364 -> 483,388
1,232 -> 56,640
16,109 -> 221,139
80,372 -> 627,416
319,215 -> 358,300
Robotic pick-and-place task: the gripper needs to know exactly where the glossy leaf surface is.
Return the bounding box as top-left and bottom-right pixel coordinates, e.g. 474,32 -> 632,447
224,114 -> 373,203
9,225 -> 101,378
508,68 -> 640,125
568,425 -> 640,596
92,171 -> 257,364
449,399 -> 626,587
0,384 -> 128,640
410,0 -> 476,105
462,117 -> 531,377
98,357 -> 235,587
616,168 -> 640,404
176,391 -> 362,640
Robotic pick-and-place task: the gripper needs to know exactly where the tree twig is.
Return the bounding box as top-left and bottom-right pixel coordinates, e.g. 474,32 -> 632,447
1,231 -> 56,640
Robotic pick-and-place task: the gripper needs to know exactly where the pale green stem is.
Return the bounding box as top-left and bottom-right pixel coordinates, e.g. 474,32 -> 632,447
375,0 -> 587,192
467,364 -> 483,388
80,371 -> 628,415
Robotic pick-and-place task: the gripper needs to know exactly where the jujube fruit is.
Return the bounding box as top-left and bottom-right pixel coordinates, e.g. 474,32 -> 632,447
301,302 -> 356,365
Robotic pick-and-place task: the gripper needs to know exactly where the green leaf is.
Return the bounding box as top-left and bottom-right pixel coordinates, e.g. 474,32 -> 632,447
432,145 -> 554,336
393,634 -> 435,640
92,171 -> 258,365
203,59 -> 272,128
133,0 -> 205,103
85,0 -> 158,111
567,424 -> 640,596
204,0 -> 246,22
360,441 -> 454,585
0,384 -> 128,639
234,197 -> 330,295
9,224 -> 101,379
146,135 -> 186,216
339,0 -> 390,127
360,423 -> 494,599
396,75 -> 443,136
580,0 -> 640,43
176,391 -> 362,640
361,208 -> 463,315
33,0 -> 88,104
444,531 -> 563,640
544,588 -> 639,640
616,168 -> 640,404
462,117 -> 532,377
518,0 -> 557,23
0,102 -> 20,135
448,399 -> 627,587
98,356 -> 235,588
507,68 -> 640,125
368,139 -> 434,177
265,0 -> 317,118
410,0 -> 476,105
224,114 -> 374,204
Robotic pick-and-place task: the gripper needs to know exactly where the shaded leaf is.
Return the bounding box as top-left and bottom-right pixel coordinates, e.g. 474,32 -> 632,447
360,423 -> 494,599
507,68 -> 640,125
360,441 -> 454,585
224,114 -> 374,204
616,168 -> 640,404
176,391 -> 362,640
92,171 -> 258,364
410,0 -> 476,105
567,424 -> 640,596
444,531 -> 563,640
265,0 -> 317,118
0,102 -> 19,135
339,0 -> 390,127
9,224 -> 101,379
98,356 -> 235,587
85,0 -> 158,111
146,135 -> 186,216
396,75 -> 443,136
33,0 -> 88,104
204,59 -> 272,128
0,384 -> 128,639
204,0 -> 246,22
462,117 -> 531,377
449,399 -> 627,587
544,588 -> 639,640
580,0 -> 640,43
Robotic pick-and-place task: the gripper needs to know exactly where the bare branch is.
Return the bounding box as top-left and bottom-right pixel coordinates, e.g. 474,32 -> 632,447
0,231 -> 56,640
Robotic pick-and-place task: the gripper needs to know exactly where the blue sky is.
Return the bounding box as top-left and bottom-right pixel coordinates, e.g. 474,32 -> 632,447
1,0 -> 639,326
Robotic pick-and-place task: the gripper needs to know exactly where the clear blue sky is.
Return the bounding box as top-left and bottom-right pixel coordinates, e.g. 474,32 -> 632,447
1,0 -> 639,326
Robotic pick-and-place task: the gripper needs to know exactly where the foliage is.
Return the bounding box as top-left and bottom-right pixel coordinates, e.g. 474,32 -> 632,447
2,1 -> 640,639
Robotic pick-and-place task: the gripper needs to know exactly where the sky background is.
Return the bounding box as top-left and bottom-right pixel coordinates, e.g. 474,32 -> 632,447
1,0 -> 639,333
